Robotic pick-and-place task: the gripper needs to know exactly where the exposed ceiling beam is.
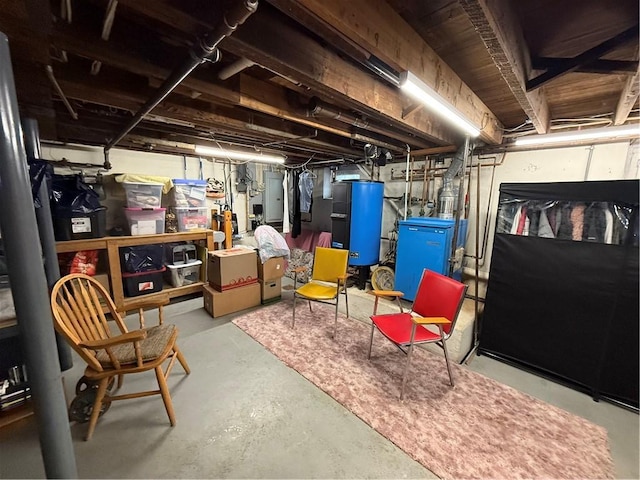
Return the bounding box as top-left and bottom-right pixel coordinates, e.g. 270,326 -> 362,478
222,7 -> 461,146
614,69 -> 640,125
53,24 -> 424,150
460,0 -> 549,134
411,145 -> 458,156
52,26 -> 238,104
266,0 -> 371,64
104,1 -> 455,146
526,24 -> 639,92
532,57 -> 639,75
275,0 -> 503,144
54,76 -> 361,157
117,0 -> 210,35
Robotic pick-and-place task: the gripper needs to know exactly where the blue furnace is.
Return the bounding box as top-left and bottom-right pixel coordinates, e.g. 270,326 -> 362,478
394,217 -> 467,301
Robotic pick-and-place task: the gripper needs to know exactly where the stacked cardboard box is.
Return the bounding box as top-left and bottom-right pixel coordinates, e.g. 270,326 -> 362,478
203,248 -> 260,317
257,256 -> 285,304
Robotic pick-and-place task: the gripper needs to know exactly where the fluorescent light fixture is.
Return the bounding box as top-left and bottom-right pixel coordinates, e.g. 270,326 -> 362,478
515,124 -> 640,147
194,145 -> 285,164
398,71 -> 481,138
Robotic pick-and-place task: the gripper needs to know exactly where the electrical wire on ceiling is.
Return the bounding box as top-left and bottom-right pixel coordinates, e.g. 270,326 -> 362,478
502,111 -> 640,138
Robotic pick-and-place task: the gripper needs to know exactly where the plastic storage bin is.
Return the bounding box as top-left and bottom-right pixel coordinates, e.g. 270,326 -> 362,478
53,208 -> 107,241
164,260 -> 202,287
122,182 -> 163,208
122,267 -> 165,297
164,243 -> 197,265
124,208 -> 166,235
169,179 -> 207,207
174,207 -> 210,231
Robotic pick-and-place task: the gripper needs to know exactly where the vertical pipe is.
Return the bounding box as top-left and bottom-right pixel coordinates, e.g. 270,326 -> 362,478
584,144 -> 595,181
22,118 -> 73,372
0,33 -> 77,478
449,136 -> 470,276
403,145 -> 410,220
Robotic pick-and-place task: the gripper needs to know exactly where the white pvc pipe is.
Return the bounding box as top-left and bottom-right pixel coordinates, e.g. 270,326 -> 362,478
403,145 -> 410,220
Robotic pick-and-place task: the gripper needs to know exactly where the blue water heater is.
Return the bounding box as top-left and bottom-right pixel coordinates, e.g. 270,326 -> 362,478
395,217 -> 467,301
330,180 -> 384,266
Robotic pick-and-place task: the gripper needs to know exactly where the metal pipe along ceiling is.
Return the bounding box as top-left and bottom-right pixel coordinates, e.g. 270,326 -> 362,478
218,57 -> 255,80
307,97 -> 409,152
103,0 -> 259,168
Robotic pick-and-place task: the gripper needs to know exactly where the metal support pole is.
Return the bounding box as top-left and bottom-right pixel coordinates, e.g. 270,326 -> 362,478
449,135 -> 470,277
22,118 -> 73,371
0,32 -> 77,479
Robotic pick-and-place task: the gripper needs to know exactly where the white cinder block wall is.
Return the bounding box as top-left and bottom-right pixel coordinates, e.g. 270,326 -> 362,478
44,140 -> 638,279
43,144 -> 254,235
366,141 -> 638,279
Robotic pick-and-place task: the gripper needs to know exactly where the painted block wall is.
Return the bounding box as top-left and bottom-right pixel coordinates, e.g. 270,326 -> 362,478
44,140 -> 638,282
43,144 -> 251,234
303,141 -> 638,281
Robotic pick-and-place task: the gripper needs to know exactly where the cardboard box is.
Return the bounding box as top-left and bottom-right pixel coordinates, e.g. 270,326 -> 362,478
208,248 -> 258,291
202,283 -> 261,318
259,278 -> 281,303
257,256 -> 285,280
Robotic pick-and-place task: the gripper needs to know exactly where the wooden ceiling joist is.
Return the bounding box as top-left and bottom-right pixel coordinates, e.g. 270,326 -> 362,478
276,0 -> 503,144
614,69 -> 640,125
222,7 -> 460,146
53,23 -> 426,151
55,77 -> 360,158
460,0 -> 550,134
532,57 -> 639,75
526,24 -> 639,92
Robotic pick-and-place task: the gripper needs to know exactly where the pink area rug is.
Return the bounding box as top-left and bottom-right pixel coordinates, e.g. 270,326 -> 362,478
232,300 -> 614,479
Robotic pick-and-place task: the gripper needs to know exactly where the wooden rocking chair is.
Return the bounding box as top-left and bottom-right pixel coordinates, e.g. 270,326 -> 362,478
50,273 -> 190,440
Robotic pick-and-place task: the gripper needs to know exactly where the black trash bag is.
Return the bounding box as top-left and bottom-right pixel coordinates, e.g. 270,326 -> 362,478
28,158 -> 53,208
51,174 -> 102,216
120,244 -> 164,273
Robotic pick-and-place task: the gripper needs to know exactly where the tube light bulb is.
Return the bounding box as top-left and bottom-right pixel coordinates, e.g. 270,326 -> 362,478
399,71 -> 481,138
514,124 -> 640,146
194,145 -> 285,164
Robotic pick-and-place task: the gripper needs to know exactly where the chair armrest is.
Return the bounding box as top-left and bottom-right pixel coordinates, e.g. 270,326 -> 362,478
292,266 -> 308,273
411,316 -> 451,325
79,330 -> 147,350
117,295 -> 170,314
337,273 -> 350,281
370,290 -> 404,298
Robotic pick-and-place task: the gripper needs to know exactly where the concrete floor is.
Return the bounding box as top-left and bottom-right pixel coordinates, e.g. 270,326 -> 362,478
0,283 -> 638,479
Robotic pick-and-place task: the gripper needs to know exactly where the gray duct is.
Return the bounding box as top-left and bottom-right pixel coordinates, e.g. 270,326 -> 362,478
103,0 -> 258,168
438,144 -> 466,219
443,145 -> 466,182
307,97 -> 404,152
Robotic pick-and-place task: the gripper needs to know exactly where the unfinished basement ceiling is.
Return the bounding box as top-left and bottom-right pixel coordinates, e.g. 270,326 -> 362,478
1,0 -> 638,165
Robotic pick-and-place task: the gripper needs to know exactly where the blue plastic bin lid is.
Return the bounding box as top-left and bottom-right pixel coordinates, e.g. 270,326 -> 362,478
124,207 -> 166,212
173,179 -> 207,186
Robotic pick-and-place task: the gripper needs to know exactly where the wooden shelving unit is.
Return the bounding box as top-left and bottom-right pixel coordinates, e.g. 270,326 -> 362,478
0,401 -> 33,429
55,230 -> 214,311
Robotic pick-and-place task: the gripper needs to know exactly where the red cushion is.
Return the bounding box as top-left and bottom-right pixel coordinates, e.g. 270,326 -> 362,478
371,312 -> 441,346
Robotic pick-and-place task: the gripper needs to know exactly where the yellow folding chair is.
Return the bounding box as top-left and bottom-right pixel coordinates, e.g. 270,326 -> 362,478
292,247 -> 350,337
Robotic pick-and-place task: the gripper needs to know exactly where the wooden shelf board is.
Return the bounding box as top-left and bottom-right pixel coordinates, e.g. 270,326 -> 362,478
111,231 -> 212,247
0,401 -> 34,429
0,320 -> 19,340
121,282 -> 204,310
55,237 -> 108,253
55,230 -> 213,253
